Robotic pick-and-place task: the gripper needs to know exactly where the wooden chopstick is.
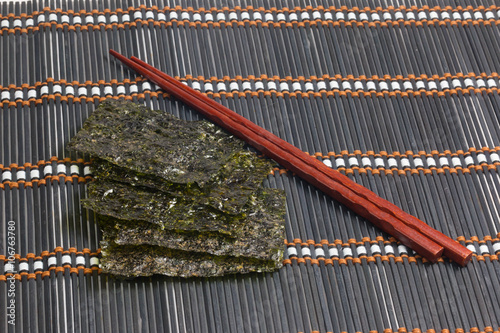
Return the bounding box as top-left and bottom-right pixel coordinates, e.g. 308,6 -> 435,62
109,49 -> 472,266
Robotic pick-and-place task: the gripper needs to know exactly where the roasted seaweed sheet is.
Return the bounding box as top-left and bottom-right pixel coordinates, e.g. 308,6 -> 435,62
69,99 -> 286,278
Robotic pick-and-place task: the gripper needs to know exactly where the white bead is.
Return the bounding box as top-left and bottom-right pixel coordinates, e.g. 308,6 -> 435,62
2,171 -> 12,181
335,158 -> 345,168
91,86 -> 100,96
413,158 -> 423,168
440,80 -> 450,89
16,170 -> 26,180
19,262 -> 29,272
315,247 -> 325,257
357,246 -> 367,256
276,13 -> 288,22
336,12 -> 345,20
145,11 -> 154,20
180,12 -> 190,21
464,155 -> 474,166
348,156 -> 359,166
240,12 -> 250,20
287,247 -> 298,256
383,12 -> 392,21
141,81 -> 152,91
441,12 -> 451,20
292,82 -> 302,92
426,157 -> 436,167
301,247 -> 311,257
452,79 -> 461,88
466,244 -> 476,253
78,86 -> 88,96
133,11 -> 143,20
65,86 -> 75,96
217,12 -> 226,21
489,153 -> 499,163
429,11 -> 439,20
479,244 -> 489,254
30,169 -> 40,179
116,85 -> 126,95
4,263 -> 15,273
416,80 -> 426,90
476,79 -> 486,88
48,256 -> 57,266
217,82 -> 226,92
192,13 -> 201,22
228,12 -> 238,21
341,81 -> 352,90
229,82 -> 239,91
264,13 -> 274,22
462,12 -> 472,20
62,255 -> 72,265
452,156 -> 462,167
52,84 -> 62,94
418,12 -> 427,20
40,85 -> 49,95
391,81 -> 401,91
403,81 -> 413,91
476,154 -> 487,164
464,78 -> 474,87
204,82 -> 213,92
343,247 -> 353,257
90,257 -> 100,266
485,11 -> 495,20
34,261 -> 44,270
85,15 -> 95,24
452,12 -> 462,20
366,81 -> 376,91
394,12 -> 404,20
97,15 -> 106,24
324,12 -> 333,20
371,13 -> 381,21
487,79 -> 497,88
73,16 -> 82,24
104,86 -> 113,96
14,90 -> 24,100
57,164 -> 66,174
329,247 -> 339,257
255,81 -> 265,91
347,12 -> 356,21
168,12 -> 178,20
361,156 -> 371,167
427,81 -> 438,90
279,82 -> 289,91
375,157 -> 384,167
406,12 -> 416,20
474,12 -> 483,20
354,81 -> 364,91
305,82 -> 314,92
439,156 -> 449,166
267,81 -> 277,91
493,242 -> 500,253
76,256 -> 85,266
157,13 -> 166,21
312,11 -> 322,20
301,12 -> 310,21
13,19 -> 22,27
329,80 -> 340,90
387,158 -> 397,168
379,81 -> 389,91
83,166 -> 92,176
370,244 -> 381,254
384,245 -> 394,254
359,13 -> 368,21
397,245 -> 408,254
323,159 -> 332,167
242,81 -> 252,91
26,18 -> 34,27
43,165 -> 53,175
400,158 -> 410,168
317,81 -> 327,91
37,15 -> 46,24
70,165 -> 80,175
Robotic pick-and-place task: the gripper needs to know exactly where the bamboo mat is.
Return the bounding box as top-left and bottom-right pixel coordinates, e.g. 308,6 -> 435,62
1,0 -> 500,332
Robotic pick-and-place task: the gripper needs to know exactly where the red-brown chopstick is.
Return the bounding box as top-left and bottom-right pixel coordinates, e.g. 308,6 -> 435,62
109,49 -> 472,266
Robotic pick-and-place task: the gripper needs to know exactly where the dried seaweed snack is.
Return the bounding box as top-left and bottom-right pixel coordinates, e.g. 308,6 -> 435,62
91,147 -> 273,215
67,99 -> 244,187
100,243 -> 282,278
83,179 -> 243,236
98,187 -> 286,262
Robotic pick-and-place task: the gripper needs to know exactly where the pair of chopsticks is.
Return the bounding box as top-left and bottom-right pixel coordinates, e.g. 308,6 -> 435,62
109,49 -> 472,266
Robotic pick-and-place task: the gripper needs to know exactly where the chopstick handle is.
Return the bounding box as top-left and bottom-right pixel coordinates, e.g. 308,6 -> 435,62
110,49 -> 471,265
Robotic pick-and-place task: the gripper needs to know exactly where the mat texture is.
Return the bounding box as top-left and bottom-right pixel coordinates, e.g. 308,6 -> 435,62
1,0 -> 500,332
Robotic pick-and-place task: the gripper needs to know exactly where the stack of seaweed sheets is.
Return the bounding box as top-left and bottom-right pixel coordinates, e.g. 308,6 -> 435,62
68,99 -> 286,277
